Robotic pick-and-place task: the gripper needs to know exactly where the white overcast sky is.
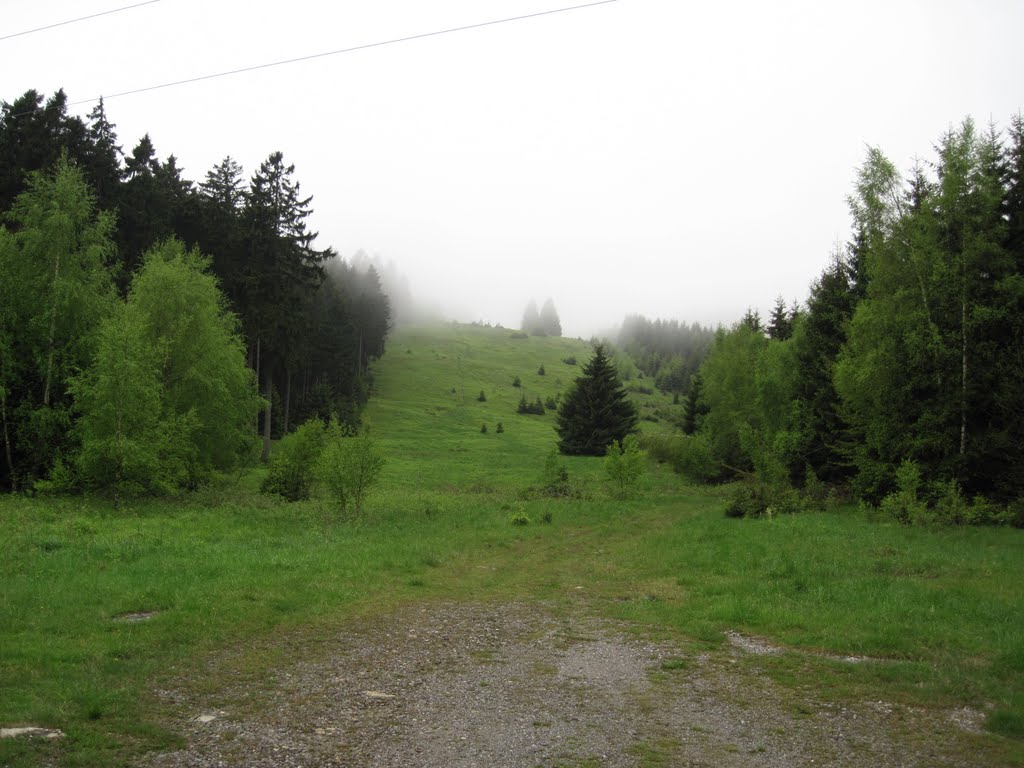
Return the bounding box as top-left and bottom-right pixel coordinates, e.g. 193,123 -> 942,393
4,0 -> 1023,336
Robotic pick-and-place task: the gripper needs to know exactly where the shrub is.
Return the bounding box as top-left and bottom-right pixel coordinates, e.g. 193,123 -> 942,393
477,390 -> 486,402
878,460 -> 928,524
604,435 -> 647,500
512,376 -> 522,388
562,356 -> 577,365
544,394 -> 559,410
540,448 -> 571,496
724,474 -> 811,518
510,507 -> 530,525
315,423 -> 386,518
480,423 -> 488,434
538,364 -> 546,376
261,418 -> 328,501
496,421 -> 504,433
509,331 -> 529,340
640,433 -> 718,484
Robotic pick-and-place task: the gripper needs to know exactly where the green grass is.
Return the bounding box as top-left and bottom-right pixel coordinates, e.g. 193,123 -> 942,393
1,323 -> 1023,766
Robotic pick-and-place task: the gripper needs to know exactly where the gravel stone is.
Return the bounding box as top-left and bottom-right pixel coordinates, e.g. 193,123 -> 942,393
142,602 -> 994,767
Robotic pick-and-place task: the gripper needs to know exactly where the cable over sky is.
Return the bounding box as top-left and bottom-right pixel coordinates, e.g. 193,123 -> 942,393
0,1 -> 161,42
67,0 -> 619,108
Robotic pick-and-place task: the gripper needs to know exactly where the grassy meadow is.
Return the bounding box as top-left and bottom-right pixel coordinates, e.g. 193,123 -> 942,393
1,323 -> 1023,766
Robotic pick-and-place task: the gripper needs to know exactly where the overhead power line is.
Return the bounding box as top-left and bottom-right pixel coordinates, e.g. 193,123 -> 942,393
0,1 -> 161,42
66,0 -> 619,108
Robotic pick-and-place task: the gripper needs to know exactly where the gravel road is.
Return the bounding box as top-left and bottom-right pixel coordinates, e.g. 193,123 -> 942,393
143,601 -> 993,767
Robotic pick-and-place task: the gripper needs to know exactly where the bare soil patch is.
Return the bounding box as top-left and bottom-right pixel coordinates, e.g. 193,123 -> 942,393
143,602 -> 996,767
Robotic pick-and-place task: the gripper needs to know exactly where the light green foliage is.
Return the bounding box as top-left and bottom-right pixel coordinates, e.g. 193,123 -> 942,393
698,325 -> 765,472
539,447 -> 571,496
698,323 -> 801,483
836,121 -> 1022,502
0,156 -> 117,484
603,435 -> 646,499
878,460 -> 928,524
262,418 -> 328,501
68,303 -> 195,501
72,239 -> 261,496
130,240 -> 262,472
639,432 -> 716,484
316,424 -> 386,517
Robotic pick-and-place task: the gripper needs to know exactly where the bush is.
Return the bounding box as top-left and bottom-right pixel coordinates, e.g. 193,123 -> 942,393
261,418 -> 328,501
537,364 -> 546,376
477,390 -> 486,402
510,508 -> 530,525
496,421 -> 504,434
512,376 -> 522,388
480,423 -> 488,434
878,460 -> 927,524
639,433 -> 718,484
562,356 -> 577,366
725,479 -> 808,518
315,424 -> 386,517
539,448 -> 571,497
604,435 -> 646,500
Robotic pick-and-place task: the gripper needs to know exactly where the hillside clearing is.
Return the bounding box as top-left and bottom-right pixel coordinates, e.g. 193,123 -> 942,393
1,324 -> 1021,766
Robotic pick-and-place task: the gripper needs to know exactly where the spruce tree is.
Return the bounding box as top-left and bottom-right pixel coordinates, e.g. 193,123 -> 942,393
555,344 -> 638,455
521,299 -> 540,334
244,151 -> 330,460
539,298 -> 562,336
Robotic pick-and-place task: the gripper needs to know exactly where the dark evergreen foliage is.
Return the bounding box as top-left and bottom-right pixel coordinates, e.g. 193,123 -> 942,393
616,314 -> 714,394
0,89 -> 391,490
521,297 -> 562,336
555,344 -> 638,455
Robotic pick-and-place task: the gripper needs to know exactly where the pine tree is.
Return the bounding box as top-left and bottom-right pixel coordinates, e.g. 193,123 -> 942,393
767,297 -> 793,340
521,299 -> 540,334
539,298 -> 562,336
555,344 -> 638,455
198,156 -> 247,309
83,97 -> 123,211
244,151 -> 330,460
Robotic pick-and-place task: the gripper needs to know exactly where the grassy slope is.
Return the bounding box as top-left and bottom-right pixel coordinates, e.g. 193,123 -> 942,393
1,323 -> 1022,766
369,323 -> 671,491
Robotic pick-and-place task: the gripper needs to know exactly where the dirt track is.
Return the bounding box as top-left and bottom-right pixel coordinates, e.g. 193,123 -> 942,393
144,602 -> 993,767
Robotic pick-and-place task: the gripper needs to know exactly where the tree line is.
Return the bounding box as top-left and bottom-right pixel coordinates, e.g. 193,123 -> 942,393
0,89 -> 391,493
616,314 -> 716,395
676,116 -> 1024,522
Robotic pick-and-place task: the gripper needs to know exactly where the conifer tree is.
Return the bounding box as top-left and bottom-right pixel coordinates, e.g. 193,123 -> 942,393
539,298 -> 562,336
521,299 -> 540,334
555,344 -> 638,455
244,151 -> 330,460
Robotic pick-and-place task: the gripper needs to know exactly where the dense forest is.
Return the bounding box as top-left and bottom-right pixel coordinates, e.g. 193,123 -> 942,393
652,117 -> 1024,524
0,89 -> 391,494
